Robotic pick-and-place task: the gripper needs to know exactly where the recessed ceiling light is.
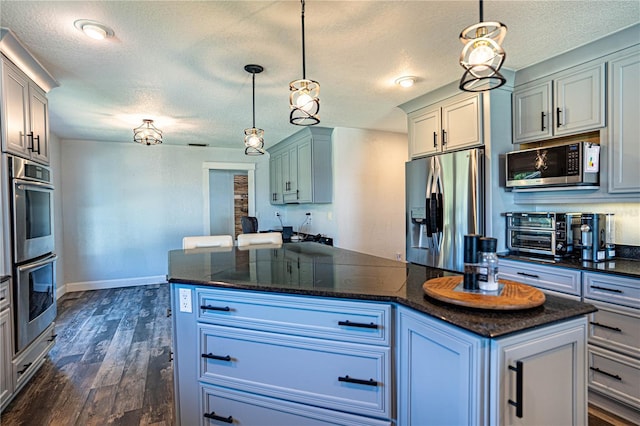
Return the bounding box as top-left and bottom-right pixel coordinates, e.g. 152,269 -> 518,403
395,76 -> 416,88
74,19 -> 114,40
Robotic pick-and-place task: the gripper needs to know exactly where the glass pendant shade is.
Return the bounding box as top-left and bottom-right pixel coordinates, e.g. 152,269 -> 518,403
244,127 -> 265,155
133,119 -> 163,145
459,1 -> 507,92
289,78 -> 320,125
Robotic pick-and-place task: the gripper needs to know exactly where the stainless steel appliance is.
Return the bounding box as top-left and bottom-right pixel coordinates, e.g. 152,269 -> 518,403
9,156 -> 55,264
578,213 -> 606,262
406,148 -> 484,272
505,212 -> 581,258
14,253 -> 57,352
505,141 -> 600,189
5,155 -> 57,353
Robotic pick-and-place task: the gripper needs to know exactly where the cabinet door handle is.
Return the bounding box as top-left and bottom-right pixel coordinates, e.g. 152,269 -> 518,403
201,353 -> 232,362
200,305 -> 231,312
517,272 -> 539,279
17,362 -> 33,375
338,320 -> 378,329
589,321 -> 622,332
541,111 -> 546,131
26,131 -> 35,151
203,411 -> 234,423
590,366 -> 622,381
338,375 -> 378,387
441,129 -> 447,146
47,333 -> 58,342
433,131 -> 437,148
556,107 -> 562,127
34,135 -> 41,155
508,361 -> 524,418
590,285 -> 623,294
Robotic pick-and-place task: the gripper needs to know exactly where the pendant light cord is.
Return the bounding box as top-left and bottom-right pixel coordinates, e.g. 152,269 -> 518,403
251,71 -> 256,128
301,0 -> 306,79
479,0 -> 483,22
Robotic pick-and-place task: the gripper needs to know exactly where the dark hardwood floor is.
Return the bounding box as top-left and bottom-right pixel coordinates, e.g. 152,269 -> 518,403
1,284 -> 174,426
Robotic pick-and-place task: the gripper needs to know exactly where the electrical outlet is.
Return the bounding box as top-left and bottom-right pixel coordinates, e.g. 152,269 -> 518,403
275,211 -> 280,218
306,212 -> 312,223
178,288 -> 192,313
396,253 -> 402,261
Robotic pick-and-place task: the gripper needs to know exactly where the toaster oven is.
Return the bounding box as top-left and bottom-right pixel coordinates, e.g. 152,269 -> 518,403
506,212 -> 581,258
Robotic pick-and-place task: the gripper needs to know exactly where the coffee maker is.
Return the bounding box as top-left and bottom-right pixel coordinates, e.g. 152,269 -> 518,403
579,213 -> 606,262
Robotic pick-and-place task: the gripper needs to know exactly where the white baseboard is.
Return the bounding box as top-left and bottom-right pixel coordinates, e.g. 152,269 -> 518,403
61,275 -> 168,296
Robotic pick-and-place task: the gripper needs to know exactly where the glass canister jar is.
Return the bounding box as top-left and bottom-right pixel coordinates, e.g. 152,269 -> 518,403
477,237 -> 499,291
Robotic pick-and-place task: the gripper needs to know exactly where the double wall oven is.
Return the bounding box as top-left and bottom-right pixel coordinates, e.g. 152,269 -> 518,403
7,155 -> 57,353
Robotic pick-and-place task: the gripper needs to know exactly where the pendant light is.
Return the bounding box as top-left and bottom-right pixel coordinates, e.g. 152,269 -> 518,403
289,0 -> 320,126
459,0 -> 507,92
133,119 -> 163,145
244,64 -> 265,156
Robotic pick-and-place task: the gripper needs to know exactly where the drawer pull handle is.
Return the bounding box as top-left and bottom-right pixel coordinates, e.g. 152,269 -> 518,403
338,320 -> 378,329
589,322 -> 622,332
47,334 -> 58,342
201,353 -> 231,362
508,361 -> 524,418
0,297 -> 5,302
338,375 -> 378,387
203,411 -> 233,423
201,305 -> 231,312
517,272 -> 539,279
590,285 -> 623,294
590,366 -> 622,381
18,362 -> 33,375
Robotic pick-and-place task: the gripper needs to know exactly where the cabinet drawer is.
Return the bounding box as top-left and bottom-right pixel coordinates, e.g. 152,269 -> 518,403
200,383 -> 392,426
587,300 -> 640,358
498,259 -> 581,297
0,279 -> 9,311
196,288 -> 391,346
584,272 -> 640,309
12,322 -> 56,390
198,324 -> 391,419
588,345 -> 640,410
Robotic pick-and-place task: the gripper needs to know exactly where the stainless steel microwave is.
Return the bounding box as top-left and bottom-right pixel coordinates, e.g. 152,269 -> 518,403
505,141 -> 600,189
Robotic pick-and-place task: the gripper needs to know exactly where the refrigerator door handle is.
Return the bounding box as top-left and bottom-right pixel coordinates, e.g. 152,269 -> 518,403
431,157 -> 444,249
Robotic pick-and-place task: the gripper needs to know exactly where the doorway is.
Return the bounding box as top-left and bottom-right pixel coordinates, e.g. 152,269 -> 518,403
202,162 -> 256,238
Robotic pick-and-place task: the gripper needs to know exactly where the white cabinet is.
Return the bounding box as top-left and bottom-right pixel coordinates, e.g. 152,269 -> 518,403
490,318 -> 588,425
0,278 -> 13,411
397,305 -> 588,426
607,45 -> 640,193
1,56 -> 50,165
173,285 -> 393,426
498,258 -> 582,299
268,127 -> 332,204
396,306 -> 484,425
408,92 -> 482,158
583,271 -> 640,423
512,61 -> 605,144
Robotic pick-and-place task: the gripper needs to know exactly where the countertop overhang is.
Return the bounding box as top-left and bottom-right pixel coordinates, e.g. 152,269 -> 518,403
168,242 -> 596,338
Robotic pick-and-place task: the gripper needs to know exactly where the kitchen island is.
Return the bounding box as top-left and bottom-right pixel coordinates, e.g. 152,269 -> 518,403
168,242 -> 596,425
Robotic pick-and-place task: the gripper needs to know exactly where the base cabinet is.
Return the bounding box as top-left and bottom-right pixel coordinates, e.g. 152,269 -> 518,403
398,306 -> 588,426
0,302 -> 13,410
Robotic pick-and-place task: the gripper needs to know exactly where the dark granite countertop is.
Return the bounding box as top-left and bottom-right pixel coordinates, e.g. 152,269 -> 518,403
500,254 -> 640,279
168,242 -> 596,338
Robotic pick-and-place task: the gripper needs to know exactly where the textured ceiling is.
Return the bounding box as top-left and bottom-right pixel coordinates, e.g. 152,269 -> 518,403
1,1 -> 638,150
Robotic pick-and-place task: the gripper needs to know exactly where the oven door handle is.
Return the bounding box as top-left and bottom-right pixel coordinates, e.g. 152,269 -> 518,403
14,178 -> 54,191
17,254 -> 57,272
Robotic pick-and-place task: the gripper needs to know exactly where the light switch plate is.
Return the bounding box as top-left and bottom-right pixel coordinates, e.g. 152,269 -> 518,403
178,288 -> 192,313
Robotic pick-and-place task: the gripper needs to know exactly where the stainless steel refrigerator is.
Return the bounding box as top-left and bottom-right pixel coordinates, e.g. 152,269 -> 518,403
406,148 -> 484,272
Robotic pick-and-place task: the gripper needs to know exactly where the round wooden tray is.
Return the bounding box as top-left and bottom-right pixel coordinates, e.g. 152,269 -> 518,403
423,276 -> 545,310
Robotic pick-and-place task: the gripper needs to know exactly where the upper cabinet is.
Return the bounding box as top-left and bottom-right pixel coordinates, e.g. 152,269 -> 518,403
268,127 -> 332,205
607,45 -> 640,193
408,92 -> 482,158
513,61 -> 605,144
1,29 -> 58,166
